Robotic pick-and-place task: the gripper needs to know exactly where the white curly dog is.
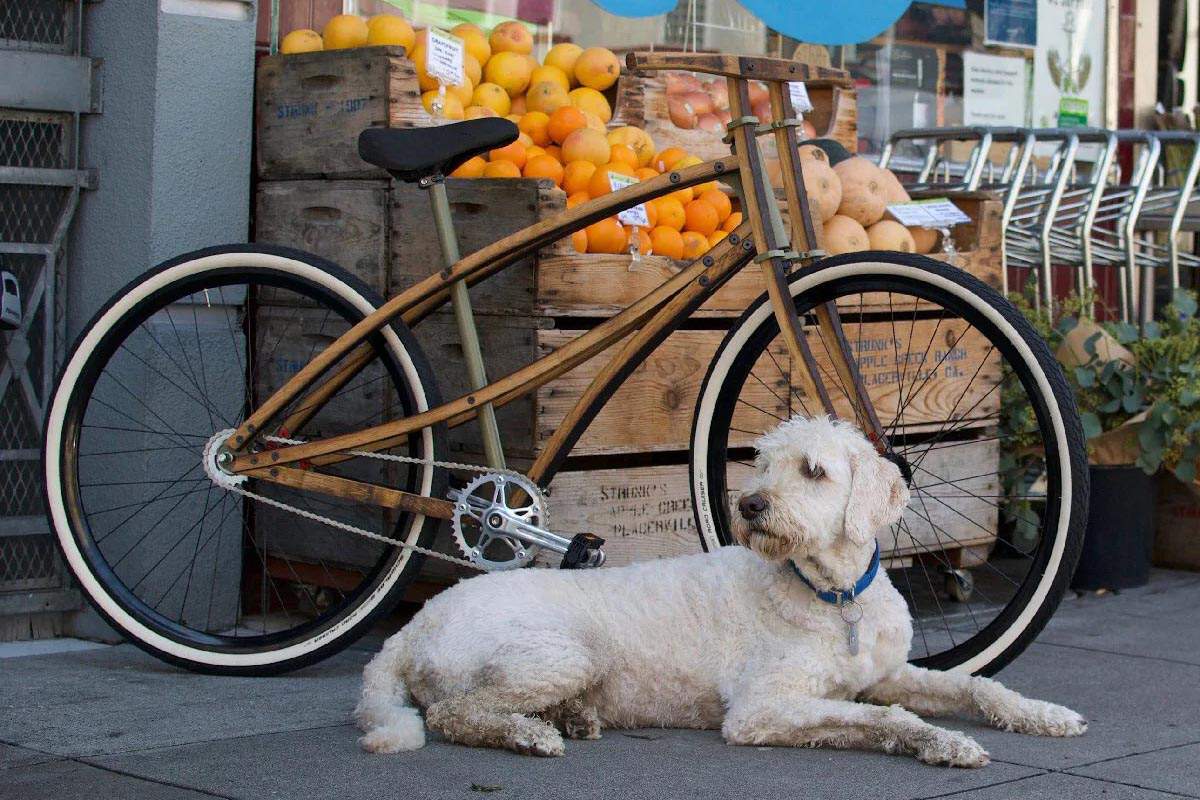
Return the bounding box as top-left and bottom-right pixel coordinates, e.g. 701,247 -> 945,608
356,416 -> 1085,766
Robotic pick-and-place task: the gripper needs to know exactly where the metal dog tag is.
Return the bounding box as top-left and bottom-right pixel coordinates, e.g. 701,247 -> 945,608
839,597 -> 863,656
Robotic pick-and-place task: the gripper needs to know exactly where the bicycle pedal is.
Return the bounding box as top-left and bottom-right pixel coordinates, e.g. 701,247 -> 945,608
559,532 -> 606,570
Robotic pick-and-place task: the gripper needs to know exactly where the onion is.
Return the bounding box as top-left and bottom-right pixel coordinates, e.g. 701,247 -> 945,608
665,71 -> 703,96
668,96 -> 697,129
748,81 -> 768,106
752,100 -> 772,124
685,91 -> 713,116
697,113 -> 723,133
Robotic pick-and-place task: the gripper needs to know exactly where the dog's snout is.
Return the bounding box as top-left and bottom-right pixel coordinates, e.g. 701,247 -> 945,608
738,493 -> 768,520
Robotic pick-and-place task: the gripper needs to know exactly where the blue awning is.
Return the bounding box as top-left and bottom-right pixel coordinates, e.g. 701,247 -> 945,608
587,1 -> 966,44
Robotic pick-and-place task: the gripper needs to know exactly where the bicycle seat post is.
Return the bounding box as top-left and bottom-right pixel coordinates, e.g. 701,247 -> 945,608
422,173 -> 506,471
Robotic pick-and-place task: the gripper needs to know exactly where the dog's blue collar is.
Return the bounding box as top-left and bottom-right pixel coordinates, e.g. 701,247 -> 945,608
790,542 -> 880,604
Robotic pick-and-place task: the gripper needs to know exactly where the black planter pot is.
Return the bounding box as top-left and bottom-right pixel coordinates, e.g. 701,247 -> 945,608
1071,465 -> 1157,591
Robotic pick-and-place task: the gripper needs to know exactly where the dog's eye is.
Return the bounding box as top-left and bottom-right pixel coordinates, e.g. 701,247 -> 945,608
799,460 -> 825,480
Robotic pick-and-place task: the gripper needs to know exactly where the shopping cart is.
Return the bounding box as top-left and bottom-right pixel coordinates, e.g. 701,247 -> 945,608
1131,131 -> 1200,320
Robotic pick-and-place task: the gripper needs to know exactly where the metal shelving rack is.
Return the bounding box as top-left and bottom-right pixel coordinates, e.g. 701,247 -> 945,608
0,0 -> 97,631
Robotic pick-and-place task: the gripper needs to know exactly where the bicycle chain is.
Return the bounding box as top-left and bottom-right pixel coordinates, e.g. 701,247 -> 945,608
214,435 -> 549,572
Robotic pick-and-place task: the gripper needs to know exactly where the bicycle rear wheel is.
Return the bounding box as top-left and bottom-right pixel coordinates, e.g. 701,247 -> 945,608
44,245 -> 445,675
690,252 -> 1087,675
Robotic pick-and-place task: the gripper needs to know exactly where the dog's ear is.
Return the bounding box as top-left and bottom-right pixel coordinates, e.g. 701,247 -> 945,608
843,452 -> 910,545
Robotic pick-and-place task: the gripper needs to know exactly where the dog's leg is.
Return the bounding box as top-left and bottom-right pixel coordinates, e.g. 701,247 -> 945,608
861,665 -> 1086,737
722,695 -> 990,768
542,697 -> 602,740
424,640 -> 596,757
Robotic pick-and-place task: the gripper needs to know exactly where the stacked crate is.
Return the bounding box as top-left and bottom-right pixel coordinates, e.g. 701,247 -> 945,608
253,46 -> 1004,577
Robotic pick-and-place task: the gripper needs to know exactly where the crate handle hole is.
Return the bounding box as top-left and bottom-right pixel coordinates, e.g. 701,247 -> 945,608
301,74 -> 343,90
301,206 -> 343,223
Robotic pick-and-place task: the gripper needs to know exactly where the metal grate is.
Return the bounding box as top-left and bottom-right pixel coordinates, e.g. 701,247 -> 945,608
0,0 -> 71,53
0,2 -> 82,606
0,110 -> 70,170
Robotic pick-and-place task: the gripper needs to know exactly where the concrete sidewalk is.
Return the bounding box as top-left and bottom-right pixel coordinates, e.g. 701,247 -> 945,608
2,571 -> 1198,800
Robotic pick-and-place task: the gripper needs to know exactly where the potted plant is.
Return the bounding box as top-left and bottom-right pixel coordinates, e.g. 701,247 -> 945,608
1003,288 -> 1200,590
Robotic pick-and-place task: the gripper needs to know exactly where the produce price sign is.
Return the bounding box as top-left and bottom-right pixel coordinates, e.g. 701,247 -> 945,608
887,198 -> 970,228
426,29 -> 465,86
788,82 -> 813,113
608,173 -> 650,227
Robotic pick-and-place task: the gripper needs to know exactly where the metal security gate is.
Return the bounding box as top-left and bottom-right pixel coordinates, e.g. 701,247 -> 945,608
0,1 -> 96,632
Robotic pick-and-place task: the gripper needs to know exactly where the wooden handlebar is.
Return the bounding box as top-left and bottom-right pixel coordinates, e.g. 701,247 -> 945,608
625,51 -> 851,87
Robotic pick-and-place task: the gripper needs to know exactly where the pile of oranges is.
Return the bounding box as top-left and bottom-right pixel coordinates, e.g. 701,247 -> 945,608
281,14 -> 740,260
449,108 -> 739,258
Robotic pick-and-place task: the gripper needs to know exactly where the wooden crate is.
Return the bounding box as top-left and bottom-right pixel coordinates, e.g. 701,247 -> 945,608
255,46 -> 428,180
611,70 -> 858,163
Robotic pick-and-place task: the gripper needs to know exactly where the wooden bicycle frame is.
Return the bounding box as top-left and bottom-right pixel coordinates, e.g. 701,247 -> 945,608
223,52 -> 882,522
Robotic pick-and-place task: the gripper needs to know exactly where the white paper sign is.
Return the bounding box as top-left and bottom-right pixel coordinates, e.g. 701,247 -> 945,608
962,51 -> 1028,126
887,198 -> 970,228
608,173 -> 650,227
788,81 -> 813,113
426,29 -> 465,86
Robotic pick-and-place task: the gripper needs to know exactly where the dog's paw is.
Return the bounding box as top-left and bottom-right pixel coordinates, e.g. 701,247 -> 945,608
563,707 -> 603,740
999,699 -> 1087,737
510,718 -> 566,757
916,730 -> 990,769
359,725 -> 426,754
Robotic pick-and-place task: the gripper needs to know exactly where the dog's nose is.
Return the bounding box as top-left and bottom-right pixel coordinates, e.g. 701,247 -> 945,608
738,493 -> 768,520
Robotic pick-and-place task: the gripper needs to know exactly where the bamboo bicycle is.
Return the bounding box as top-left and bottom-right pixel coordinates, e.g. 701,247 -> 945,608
43,53 -> 1087,677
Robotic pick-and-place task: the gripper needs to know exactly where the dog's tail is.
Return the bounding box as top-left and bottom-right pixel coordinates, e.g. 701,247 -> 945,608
355,633 -> 426,752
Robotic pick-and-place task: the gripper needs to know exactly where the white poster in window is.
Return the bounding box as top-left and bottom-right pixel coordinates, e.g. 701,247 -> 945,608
1032,0 -> 1105,132
962,52 -> 1029,126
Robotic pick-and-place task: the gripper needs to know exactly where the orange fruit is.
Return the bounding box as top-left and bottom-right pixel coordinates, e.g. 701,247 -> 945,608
652,147 -> 688,173
445,76 -> 473,107
568,87 -> 612,123
484,51 -> 532,96
367,15 -> 415,49
530,65 -> 571,93
281,29 -> 323,54
561,128 -> 611,166
525,81 -> 570,114
562,160 -> 597,195
666,185 -> 694,205
681,231 -> 709,259
544,145 -> 563,162
525,145 -> 546,159
566,191 -> 590,209
635,167 -> 659,181
471,82 -> 511,116
462,53 -> 482,87
482,160 -> 521,178
574,47 -> 621,90
698,188 -> 732,222
489,20 -> 532,54
489,140 -> 527,169
523,154 -> 564,185
510,95 -> 527,115
450,23 -> 491,65
649,226 -> 685,259
464,105 -> 497,119
587,162 -> 635,198
421,90 -> 464,119
653,197 -> 686,231
571,229 -> 588,253
518,111 -> 551,146
608,144 -> 639,169
708,230 -> 729,248
450,155 -> 487,178
410,45 -> 437,91
516,131 -> 534,148
545,43 -> 584,84
322,14 -> 368,49
547,106 -> 588,145
585,218 -> 628,254
722,211 -> 743,232
630,226 -> 653,255
607,126 -> 655,167
641,199 -> 658,228
684,199 -> 720,236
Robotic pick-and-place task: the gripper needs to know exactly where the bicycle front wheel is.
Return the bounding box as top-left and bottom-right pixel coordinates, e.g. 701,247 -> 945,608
690,252 -> 1087,676
44,245 -> 445,675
